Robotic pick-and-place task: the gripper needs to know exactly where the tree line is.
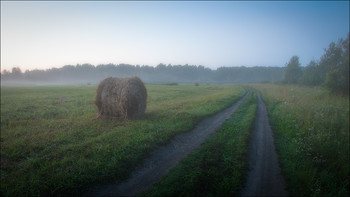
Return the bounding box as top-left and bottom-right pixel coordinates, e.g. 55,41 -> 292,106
2,33 -> 348,94
283,33 -> 349,95
1,63 -> 284,85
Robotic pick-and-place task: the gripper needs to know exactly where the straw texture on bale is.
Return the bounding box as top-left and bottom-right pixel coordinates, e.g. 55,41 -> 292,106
95,77 -> 147,120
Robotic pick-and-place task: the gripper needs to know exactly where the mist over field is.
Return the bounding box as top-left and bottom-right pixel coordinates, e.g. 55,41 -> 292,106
2,32 -> 348,95
1,64 -> 285,86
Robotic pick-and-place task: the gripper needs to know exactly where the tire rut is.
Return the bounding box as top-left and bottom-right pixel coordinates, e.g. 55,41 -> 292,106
240,92 -> 288,196
84,92 -> 250,196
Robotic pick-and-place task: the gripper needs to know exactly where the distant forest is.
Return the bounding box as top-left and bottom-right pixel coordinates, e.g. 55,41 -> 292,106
2,33 -> 348,95
1,64 -> 284,85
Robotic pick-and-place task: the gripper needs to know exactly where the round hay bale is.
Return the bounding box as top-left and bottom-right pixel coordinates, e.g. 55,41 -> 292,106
95,77 -> 147,120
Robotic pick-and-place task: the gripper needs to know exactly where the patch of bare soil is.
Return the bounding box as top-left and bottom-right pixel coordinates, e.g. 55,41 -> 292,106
240,93 -> 288,196
84,92 -> 249,196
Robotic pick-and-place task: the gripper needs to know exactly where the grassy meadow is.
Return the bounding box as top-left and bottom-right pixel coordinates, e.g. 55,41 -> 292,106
0,84 -> 245,196
1,83 -> 348,196
252,84 -> 349,196
142,90 -> 257,196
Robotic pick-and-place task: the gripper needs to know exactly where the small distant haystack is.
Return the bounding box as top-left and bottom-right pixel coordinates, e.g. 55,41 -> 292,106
95,77 -> 147,120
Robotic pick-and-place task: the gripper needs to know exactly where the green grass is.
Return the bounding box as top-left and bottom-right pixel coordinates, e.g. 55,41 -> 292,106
0,84 -> 245,196
251,84 -> 349,196
142,90 -> 257,196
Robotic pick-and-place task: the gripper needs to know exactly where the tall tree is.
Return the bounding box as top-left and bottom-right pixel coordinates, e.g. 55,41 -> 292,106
1,69 -> 11,80
11,67 -> 23,80
319,41 -> 343,82
300,60 -> 322,85
282,56 -> 302,84
325,33 -> 349,95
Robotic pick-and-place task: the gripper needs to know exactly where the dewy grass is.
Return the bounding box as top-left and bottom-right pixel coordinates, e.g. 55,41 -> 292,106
142,90 -> 257,196
0,84 -> 245,196
252,84 -> 349,197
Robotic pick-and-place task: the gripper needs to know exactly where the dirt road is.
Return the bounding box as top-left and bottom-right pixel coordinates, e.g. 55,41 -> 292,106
240,92 -> 288,196
85,92 -> 249,196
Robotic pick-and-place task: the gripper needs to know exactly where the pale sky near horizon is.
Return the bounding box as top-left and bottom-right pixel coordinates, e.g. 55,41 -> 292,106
1,1 -> 349,71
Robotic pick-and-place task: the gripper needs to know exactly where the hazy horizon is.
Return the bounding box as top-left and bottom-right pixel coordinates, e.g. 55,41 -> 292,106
1,1 -> 349,72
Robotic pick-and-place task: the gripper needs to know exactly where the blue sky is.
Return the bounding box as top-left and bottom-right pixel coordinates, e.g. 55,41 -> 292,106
1,1 -> 349,71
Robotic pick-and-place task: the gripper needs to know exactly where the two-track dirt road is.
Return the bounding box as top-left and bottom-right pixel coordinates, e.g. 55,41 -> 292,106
240,92 -> 288,196
85,92 -> 249,196
85,91 -> 288,196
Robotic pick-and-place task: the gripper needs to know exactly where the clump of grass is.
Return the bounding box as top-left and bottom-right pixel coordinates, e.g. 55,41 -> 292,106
142,91 -> 257,196
0,84 -> 245,196
252,84 -> 349,196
